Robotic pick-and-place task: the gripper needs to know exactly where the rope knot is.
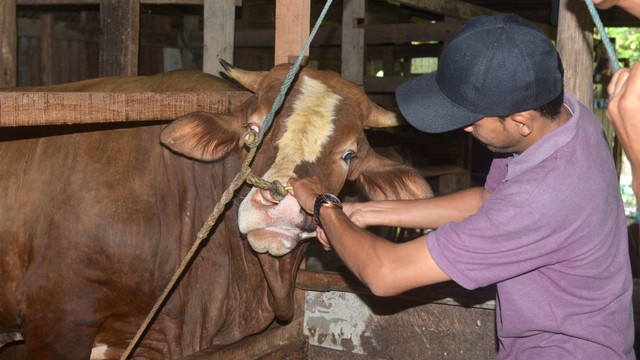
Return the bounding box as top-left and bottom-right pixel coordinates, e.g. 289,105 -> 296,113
246,174 -> 289,202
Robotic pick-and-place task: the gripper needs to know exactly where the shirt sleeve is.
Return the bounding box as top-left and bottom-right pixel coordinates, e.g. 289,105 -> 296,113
427,156 -> 559,290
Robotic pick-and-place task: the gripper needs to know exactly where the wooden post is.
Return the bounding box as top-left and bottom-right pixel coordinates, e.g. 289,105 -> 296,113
0,0 -> 17,87
275,0 -> 310,65
99,0 -> 140,77
203,0 -> 235,76
40,14 -> 54,86
556,0 -> 594,109
342,0 -> 365,86
181,15 -> 200,70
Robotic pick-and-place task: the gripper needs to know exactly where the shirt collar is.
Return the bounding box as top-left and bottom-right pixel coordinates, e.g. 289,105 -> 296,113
505,94 -> 579,181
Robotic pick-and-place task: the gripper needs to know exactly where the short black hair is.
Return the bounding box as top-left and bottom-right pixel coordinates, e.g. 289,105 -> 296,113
534,54 -> 565,120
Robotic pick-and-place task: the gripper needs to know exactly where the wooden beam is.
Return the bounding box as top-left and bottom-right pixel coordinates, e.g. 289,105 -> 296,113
342,0 -> 365,85
0,91 -> 251,127
395,0 -> 499,19
203,0 -> 235,76
17,17 -> 460,51
296,270 -> 496,309
556,0 -> 593,109
365,20 -> 463,44
275,0 -> 310,64
394,0 -> 556,35
0,0 -> 17,87
99,0 -> 140,77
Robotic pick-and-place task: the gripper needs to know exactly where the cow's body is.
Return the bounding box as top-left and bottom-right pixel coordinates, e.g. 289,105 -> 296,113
0,65 -> 432,359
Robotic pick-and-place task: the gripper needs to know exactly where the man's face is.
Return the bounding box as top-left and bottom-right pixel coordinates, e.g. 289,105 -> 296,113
463,116 -> 523,153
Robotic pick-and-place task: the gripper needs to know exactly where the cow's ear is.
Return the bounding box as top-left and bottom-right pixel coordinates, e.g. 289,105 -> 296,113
160,112 -> 241,162
355,151 -> 433,200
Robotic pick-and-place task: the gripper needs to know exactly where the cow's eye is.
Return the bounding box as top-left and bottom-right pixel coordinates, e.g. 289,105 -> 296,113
248,124 -> 260,134
342,150 -> 356,162
244,124 -> 261,144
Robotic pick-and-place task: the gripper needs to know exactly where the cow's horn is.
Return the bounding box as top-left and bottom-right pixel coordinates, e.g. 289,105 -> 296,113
220,59 -> 267,93
365,102 -> 402,128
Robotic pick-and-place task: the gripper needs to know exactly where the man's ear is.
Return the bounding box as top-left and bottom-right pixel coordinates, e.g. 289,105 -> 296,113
509,111 -> 534,137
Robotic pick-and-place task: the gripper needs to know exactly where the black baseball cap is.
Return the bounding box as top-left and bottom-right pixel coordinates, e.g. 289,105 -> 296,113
396,13 -> 563,133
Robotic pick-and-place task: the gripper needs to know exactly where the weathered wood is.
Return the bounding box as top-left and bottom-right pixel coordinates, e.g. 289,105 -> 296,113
341,0 -> 365,86
556,0 -> 594,109
17,17 -> 459,51
297,269 -> 495,310
394,0 -> 555,35
0,0 -> 17,87
181,15 -> 200,70
39,14 -> 54,86
0,91 -> 251,127
305,290 -> 496,359
275,0 -> 310,64
99,0 -> 140,77
202,0 -> 235,76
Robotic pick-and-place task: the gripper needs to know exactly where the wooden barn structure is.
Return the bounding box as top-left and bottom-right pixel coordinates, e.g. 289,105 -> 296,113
0,0 -> 638,359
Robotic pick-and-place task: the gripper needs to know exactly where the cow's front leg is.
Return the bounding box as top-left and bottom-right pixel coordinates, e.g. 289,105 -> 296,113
17,276 -> 97,359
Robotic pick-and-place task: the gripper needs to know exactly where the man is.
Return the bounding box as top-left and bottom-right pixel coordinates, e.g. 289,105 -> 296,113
289,14 -> 634,359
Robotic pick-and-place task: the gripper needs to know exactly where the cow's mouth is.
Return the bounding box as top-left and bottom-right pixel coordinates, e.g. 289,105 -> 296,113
246,227 -> 316,256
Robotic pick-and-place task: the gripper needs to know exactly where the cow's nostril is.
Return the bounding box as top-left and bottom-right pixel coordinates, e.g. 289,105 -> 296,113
258,188 -> 279,205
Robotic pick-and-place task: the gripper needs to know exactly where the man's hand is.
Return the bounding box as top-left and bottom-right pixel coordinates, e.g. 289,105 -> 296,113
590,0 -> 640,18
287,176 -> 324,215
287,176 -> 333,251
608,62 -> 640,202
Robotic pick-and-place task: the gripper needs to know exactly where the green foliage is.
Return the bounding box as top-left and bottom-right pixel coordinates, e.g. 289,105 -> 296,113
597,27 -> 640,64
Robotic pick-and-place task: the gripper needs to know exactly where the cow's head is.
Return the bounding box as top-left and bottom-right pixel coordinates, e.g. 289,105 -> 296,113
160,61 -> 432,321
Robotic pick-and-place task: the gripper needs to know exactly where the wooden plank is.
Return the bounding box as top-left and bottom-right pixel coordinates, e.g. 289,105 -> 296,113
394,0 -> 556,35
202,0 -> 235,76
18,18 -> 457,51
556,0 -> 594,109
99,0 -> 140,77
297,269 -> 496,309
0,0 -> 17,87
275,0 -> 310,65
341,0 -> 365,86
0,91 -> 251,127
365,20 -> 463,44
305,290 -> 496,359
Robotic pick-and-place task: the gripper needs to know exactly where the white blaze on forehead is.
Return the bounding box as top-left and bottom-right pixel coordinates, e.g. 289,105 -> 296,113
265,76 -> 341,179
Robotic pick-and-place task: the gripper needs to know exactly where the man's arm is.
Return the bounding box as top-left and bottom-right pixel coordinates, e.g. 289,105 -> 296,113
344,186 -> 489,230
608,62 -> 640,205
317,206 -> 451,296
592,0 -> 640,18
288,176 -> 485,296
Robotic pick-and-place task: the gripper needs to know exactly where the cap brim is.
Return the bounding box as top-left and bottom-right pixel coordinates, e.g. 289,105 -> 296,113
395,73 -> 485,133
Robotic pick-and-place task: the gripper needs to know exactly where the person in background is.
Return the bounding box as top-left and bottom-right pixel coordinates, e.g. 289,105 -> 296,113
288,13 -> 635,359
594,0 -> 640,206
608,63 -> 640,206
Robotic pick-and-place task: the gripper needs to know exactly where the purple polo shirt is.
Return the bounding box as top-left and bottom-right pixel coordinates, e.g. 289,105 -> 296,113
427,94 -> 635,359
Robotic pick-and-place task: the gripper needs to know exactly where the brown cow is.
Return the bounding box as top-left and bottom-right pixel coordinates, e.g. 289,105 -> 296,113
0,63 -> 432,359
